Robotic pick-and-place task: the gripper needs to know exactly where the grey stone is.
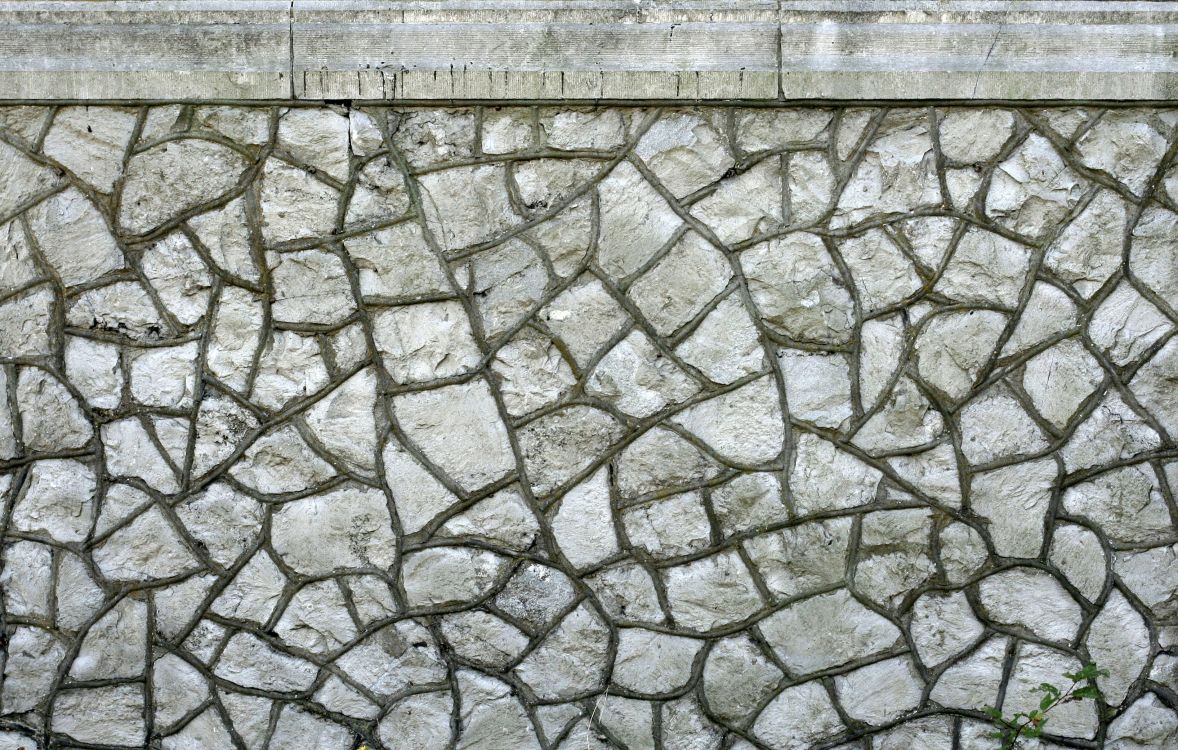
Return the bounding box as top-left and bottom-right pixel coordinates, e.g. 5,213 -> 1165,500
121,139 -> 248,234
834,656 -> 923,725
752,680 -> 845,750
758,588 -> 902,675
663,550 -> 764,632
271,485 -> 396,576
976,567 -> 1083,643
393,379 -> 513,492
742,232 -> 854,344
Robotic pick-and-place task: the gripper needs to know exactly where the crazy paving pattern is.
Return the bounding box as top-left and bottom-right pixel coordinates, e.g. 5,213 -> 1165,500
0,104 -> 1177,749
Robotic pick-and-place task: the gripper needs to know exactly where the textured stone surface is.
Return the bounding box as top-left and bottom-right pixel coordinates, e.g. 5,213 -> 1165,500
0,104 -> 1176,750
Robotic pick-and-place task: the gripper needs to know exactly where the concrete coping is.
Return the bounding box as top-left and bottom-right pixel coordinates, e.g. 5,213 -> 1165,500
1,1 -> 1177,102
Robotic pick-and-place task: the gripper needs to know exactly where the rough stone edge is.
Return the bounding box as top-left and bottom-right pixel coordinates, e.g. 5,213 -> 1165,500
0,1 -> 1176,101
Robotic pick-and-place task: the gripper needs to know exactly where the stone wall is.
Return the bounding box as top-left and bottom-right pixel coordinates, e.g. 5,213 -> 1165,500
1,103 -> 1177,749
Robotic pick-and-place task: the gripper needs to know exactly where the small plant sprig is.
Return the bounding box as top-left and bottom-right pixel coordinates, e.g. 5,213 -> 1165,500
983,662 -> 1107,750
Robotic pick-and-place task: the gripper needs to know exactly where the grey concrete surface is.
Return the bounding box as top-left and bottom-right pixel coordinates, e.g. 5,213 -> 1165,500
0,1 -> 1176,101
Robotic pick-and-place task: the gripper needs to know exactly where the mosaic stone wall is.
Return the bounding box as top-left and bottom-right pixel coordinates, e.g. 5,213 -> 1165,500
0,103 -> 1177,749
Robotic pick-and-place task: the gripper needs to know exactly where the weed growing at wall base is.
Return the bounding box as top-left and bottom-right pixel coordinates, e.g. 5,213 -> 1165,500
984,663 -> 1108,749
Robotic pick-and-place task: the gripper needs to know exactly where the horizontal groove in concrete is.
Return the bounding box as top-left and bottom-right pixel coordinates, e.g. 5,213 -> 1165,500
1,1 -> 1176,101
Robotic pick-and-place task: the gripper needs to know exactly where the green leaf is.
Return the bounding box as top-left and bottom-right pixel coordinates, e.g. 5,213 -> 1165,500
1073,685 -> 1101,700
1040,694 -> 1055,711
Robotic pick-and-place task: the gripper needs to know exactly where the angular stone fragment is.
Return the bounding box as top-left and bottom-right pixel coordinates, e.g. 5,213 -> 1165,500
1106,693 -> 1178,750
215,632 -> 317,691
958,386 -> 1049,465
540,274 -> 629,366
1049,522 -> 1106,603
910,590 -> 985,668
373,300 -> 481,383
1086,589 -> 1150,705
745,518 -> 851,600
259,160 -> 339,243
211,551 -> 286,624
346,222 -> 449,298
1023,338 -> 1103,428
491,329 -> 576,417
587,330 -> 698,418
94,506 -> 197,580
834,656 -> 923,725
691,158 -> 783,244
712,471 -> 787,537
839,229 -> 923,312
462,238 -> 549,339
519,405 -> 624,496
121,139 -> 248,234
1090,279 -> 1172,366
130,341 -> 198,408
1077,111 -> 1168,195
986,134 -> 1084,239
52,685 -> 146,746
13,459 -> 96,543
759,588 -> 902,674
515,602 -> 610,700
44,107 -> 136,192
278,107 -> 350,181
541,108 -> 625,150
630,231 -> 731,336
231,424 -> 336,494
622,491 -> 711,558
612,628 -> 702,695
971,458 -> 1056,557
551,466 -> 619,569
779,348 -> 852,429
742,232 -> 853,344
790,433 -> 883,515
379,691 -> 455,749
142,232 -> 212,325
1045,189 -> 1127,297
1,626 -> 66,712
597,160 -> 682,280
270,249 -> 355,325
2,541 -> 51,618
663,550 -> 763,632
70,597 -> 147,679
977,567 -> 1082,642
737,109 -> 831,151
0,140 -> 64,216
636,112 -> 733,198
1064,464 -> 1174,546
188,196 -> 259,281
936,227 -> 1032,308
207,285 -> 263,391
394,378 -> 516,492
834,110 -> 940,227
675,293 -> 765,384
29,188 -> 123,287
930,636 -> 1007,710
420,164 -> 521,251
401,545 -> 507,608
271,485 -> 396,576
786,151 -> 835,225
915,310 -> 1007,400
939,109 -> 1014,163
703,634 -> 783,724
586,561 -> 663,624
670,376 -> 783,465
1004,644 -> 1098,739
752,680 -> 845,750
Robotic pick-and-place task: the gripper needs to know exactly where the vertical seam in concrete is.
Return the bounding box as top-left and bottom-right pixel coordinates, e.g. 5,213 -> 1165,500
288,0 -> 296,99
776,0 -> 785,101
